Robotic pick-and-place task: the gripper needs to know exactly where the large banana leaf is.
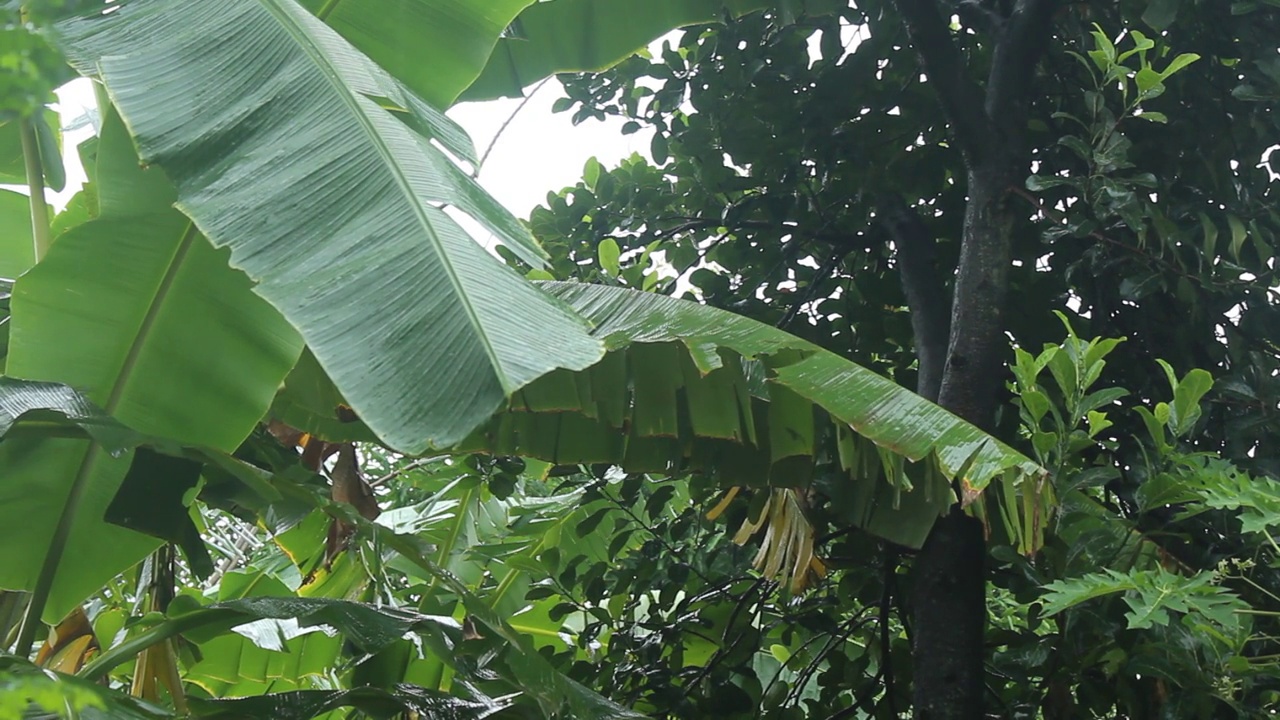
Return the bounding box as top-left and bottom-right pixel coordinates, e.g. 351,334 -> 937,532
0,103 -> 302,622
460,0 -> 843,101
49,0 -> 603,453
297,0 -> 535,108
453,282 -> 1047,549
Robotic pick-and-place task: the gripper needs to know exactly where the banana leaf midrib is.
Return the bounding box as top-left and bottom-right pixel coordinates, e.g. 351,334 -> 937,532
103,221 -> 199,411
256,0 -> 509,388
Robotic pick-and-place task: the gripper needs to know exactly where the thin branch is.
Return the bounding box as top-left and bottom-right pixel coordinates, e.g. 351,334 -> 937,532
662,229 -> 733,296
785,609 -> 879,707
653,215 -> 853,246
368,455 -> 441,489
777,246 -> 848,329
892,0 -> 992,163
682,577 -> 771,693
815,611 -> 886,718
599,482 -> 716,587
1007,185 -> 1240,296
475,76 -> 553,176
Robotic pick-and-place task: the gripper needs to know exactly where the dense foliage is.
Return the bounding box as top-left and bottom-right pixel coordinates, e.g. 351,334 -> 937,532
520,2 -> 1280,716
0,0 -> 1277,719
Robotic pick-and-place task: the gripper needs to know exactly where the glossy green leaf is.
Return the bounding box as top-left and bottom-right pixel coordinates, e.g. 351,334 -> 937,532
0,655 -> 173,720
457,283 -> 1045,549
462,0 -> 842,100
50,0 -> 604,453
1166,364 -> 1214,437
583,156 -> 602,190
597,237 -> 621,277
0,377 -> 132,447
298,0 -> 535,108
0,102 -> 302,622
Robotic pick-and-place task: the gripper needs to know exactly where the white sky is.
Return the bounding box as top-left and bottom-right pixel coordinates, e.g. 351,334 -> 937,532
451,80 -> 653,219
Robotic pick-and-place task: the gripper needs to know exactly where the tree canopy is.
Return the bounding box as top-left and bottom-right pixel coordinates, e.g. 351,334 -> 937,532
0,0 -> 1278,719
525,1 -> 1280,716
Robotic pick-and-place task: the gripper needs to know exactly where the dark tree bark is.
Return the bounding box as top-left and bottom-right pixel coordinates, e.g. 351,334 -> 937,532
909,507 -> 988,718
881,193 -> 950,402
889,1 -> 1058,717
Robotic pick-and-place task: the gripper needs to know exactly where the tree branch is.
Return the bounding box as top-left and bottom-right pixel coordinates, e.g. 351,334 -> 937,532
892,0 -> 992,163
777,246 -> 848,329
986,0 -> 1059,137
952,0 -> 1004,35
879,194 -> 951,401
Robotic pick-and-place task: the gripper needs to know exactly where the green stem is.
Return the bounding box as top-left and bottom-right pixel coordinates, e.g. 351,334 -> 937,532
313,0 -> 342,20
1230,574 -> 1280,605
418,482 -> 477,611
490,536 -> 546,610
1264,529 -> 1280,557
20,116 -> 52,262
78,608 -> 241,681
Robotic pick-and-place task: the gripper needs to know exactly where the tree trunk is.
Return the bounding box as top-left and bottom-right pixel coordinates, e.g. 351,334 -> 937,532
909,158 -> 1020,720
910,508 -> 988,719
888,2 -> 1056,716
